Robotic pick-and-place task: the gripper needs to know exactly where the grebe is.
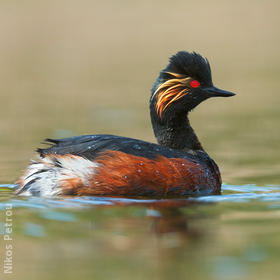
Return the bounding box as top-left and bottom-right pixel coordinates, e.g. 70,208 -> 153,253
15,51 -> 235,197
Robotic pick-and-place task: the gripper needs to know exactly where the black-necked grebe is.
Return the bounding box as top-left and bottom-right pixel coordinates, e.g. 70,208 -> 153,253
15,51 -> 235,197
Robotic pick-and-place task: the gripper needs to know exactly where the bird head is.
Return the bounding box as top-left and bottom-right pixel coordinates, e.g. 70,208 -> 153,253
150,51 -> 235,122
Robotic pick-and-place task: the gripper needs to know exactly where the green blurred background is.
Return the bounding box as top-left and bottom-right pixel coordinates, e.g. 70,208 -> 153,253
0,0 -> 279,185
1,1 -> 280,280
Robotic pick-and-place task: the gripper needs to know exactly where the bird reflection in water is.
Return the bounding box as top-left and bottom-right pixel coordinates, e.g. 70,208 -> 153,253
108,197 -> 204,243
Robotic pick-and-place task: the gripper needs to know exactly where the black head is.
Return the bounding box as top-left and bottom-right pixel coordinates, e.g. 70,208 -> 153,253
150,51 -> 235,122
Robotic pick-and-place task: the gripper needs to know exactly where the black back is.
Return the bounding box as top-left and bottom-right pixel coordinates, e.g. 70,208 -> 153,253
38,134 -> 210,164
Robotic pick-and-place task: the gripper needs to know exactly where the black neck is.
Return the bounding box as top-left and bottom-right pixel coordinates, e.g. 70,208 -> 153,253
150,111 -> 204,151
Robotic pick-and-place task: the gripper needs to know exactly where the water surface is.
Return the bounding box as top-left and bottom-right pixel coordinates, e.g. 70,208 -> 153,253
1,184 -> 280,280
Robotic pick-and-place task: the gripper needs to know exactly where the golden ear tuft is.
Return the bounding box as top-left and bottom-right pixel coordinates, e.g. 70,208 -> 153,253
153,73 -> 191,118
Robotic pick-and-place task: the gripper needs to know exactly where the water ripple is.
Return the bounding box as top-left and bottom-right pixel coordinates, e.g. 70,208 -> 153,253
1,183 -> 280,210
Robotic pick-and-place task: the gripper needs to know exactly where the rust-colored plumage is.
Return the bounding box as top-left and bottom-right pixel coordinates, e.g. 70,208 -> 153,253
61,150 -> 219,196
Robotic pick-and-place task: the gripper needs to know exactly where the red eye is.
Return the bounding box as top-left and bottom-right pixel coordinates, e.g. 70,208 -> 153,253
190,80 -> 200,88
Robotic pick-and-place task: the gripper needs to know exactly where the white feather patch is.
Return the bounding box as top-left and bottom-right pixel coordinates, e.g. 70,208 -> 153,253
16,155 -> 99,197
